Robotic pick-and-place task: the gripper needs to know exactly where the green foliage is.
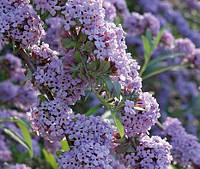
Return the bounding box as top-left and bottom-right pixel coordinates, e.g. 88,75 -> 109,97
61,38 -> 77,49
17,120 -> 33,158
38,94 -> 48,103
10,144 -> 29,163
140,27 -> 167,76
80,41 -> 95,53
103,76 -> 121,99
85,104 -> 102,116
0,117 -> 33,157
147,53 -> 183,68
74,50 -> 81,63
152,26 -> 167,51
60,140 -> 70,151
112,112 -> 124,138
0,125 -> 31,151
143,63 -> 190,80
42,149 -> 58,169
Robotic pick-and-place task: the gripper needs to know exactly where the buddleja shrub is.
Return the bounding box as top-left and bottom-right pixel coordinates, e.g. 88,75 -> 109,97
0,0 -> 200,169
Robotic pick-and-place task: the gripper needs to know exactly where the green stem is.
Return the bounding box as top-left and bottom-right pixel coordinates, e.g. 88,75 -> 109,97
139,57 -> 149,76
91,88 -> 111,110
92,88 -> 125,138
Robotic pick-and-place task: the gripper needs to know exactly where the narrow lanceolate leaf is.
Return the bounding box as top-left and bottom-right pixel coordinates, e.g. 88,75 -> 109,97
145,29 -> 153,47
143,64 -> 189,80
142,35 -> 151,60
43,149 -> 58,169
61,140 -> 70,151
0,117 -> 33,157
153,26 -> 168,50
112,112 -> 124,138
85,104 -> 102,116
147,53 -> 183,68
0,117 -> 30,128
0,125 -> 31,151
103,77 -> 121,99
17,121 -> 33,158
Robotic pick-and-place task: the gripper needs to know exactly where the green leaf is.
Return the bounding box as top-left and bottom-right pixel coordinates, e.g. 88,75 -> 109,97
0,125 -> 31,151
142,35 -> 151,60
112,80 -> 121,99
61,140 -> 70,151
85,104 -> 102,116
0,117 -> 30,128
112,112 -> 124,138
80,41 -> 95,53
78,33 -> 87,42
38,94 -> 48,103
17,121 -> 33,158
61,39 -> 76,49
74,51 -> 81,63
147,53 -> 183,68
43,149 -> 58,169
143,63 -> 189,80
103,76 -> 113,93
98,60 -> 111,73
145,29 -> 153,47
17,152 -> 29,163
103,77 -> 121,99
153,26 -> 167,50
114,17 -> 122,25
169,164 -> 178,169
72,72 -> 78,78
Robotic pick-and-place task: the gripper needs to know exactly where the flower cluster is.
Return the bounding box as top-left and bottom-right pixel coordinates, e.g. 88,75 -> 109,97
9,164 -> 31,169
173,38 -> 195,63
118,136 -> 172,169
30,99 -> 73,141
32,0 -> 62,16
138,0 -> 200,47
2,0 -> 192,168
62,0 -> 142,92
33,47 -> 87,105
124,12 -> 160,36
0,134 -> 12,162
0,53 -> 37,109
121,92 -> 160,137
0,0 -> 45,47
103,0 -> 117,22
162,117 -> 200,167
58,142 -> 113,169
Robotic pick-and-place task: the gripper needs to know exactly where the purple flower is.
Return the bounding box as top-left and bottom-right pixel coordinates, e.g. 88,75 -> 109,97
64,114 -> 113,148
0,81 -> 18,102
163,117 -> 200,167
121,92 -> 160,137
0,135 -> 12,161
0,0 -> 45,47
58,142 -> 113,169
29,99 -> 73,141
118,136 -> 172,169
9,164 -> 31,169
